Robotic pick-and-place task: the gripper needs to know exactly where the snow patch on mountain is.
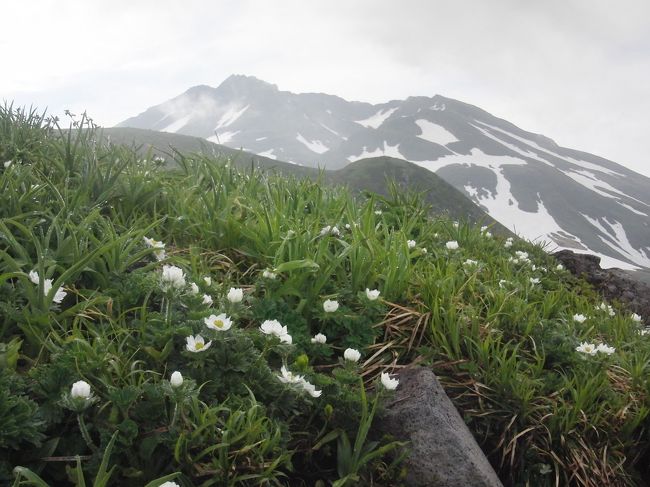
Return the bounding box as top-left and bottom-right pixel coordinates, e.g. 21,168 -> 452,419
161,115 -> 191,133
215,104 -> 249,130
207,131 -> 239,144
257,149 -> 277,160
617,201 -> 648,217
296,133 -> 329,154
582,215 -> 650,268
355,107 -> 398,129
470,122 -> 552,167
347,142 -> 404,162
415,119 -> 458,145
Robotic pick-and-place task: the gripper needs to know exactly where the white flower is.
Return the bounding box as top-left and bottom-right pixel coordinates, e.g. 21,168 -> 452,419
573,314 -> 587,323
485,232 -> 492,238
407,240 -> 416,249
189,283 -> 200,295
515,251 -> 529,260
70,380 -> 91,399
204,313 -> 232,331
464,259 -> 478,267
596,343 -> 615,355
323,299 -> 339,313
481,225 -> 488,232
227,287 -> 243,303
597,303 -> 615,317
143,236 -> 166,261
52,285 -> 67,304
331,226 -> 340,236
504,238 -> 513,248
263,269 -> 277,279
498,279 -> 508,288
203,276 -> 212,286
301,380 -> 322,398
260,319 -> 292,343
575,342 -> 597,355
28,270 -> 39,284
446,240 -> 459,250
345,223 -> 351,229
374,210 -> 383,215
159,483 -> 181,487
556,264 -> 564,271
202,294 -> 213,306
452,221 -> 459,228
278,365 -> 304,384
529,277 -> 540,285
380,372 -> 399,390
539,464 -> 552,475
421,247 -> 428,254
320,225 -> 332,236
640,328 -> 650,336
343,348 -> 361,363
161,265 -> 186,291
365,288 -> 380,301
185,334 -> 212,352
311,333 -> 327,344
631,313 -> 642,323
170,371 -> 183,388
3,160 -> 12,168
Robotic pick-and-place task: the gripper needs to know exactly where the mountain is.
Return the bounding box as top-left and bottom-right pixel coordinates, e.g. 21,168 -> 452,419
99,127 -> 498,228
119,75 -> 650,269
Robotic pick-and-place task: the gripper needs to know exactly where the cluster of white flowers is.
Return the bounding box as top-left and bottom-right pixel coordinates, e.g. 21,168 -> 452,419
630,313 -> 642,323
529,277 -> 540,285
161,265 -> 186,291
407,240 -> 416,249
464,259 -> 478,267
374,210 -> 383,216
323,299 -> 339,313
596,302 -> 615,317
29,270 -> 67,303
320,225 -> 341,237
575,341 -> 615,355
260,319 -> 292,344
143,236 -> 166,261
573,314 -> 587,323
504,237 -> 513,248
446,240 -> 459,250
480,226 -> 492,238
277,365 -> 322,397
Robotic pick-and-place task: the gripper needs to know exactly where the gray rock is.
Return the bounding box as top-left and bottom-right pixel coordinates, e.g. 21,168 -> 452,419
378,367 -> 503,487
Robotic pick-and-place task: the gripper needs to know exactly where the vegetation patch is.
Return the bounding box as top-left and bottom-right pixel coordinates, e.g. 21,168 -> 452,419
1,106 -> 649,486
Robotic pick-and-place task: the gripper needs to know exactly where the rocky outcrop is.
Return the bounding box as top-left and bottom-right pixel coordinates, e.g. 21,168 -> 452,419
553,250 -> 650,324
378,367 -> 503,487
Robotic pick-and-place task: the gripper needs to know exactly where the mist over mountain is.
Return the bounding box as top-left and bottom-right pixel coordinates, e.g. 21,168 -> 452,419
119,75 -> 650,270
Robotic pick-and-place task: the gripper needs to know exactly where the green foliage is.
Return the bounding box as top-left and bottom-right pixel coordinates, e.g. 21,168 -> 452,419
2,105 -> 650,486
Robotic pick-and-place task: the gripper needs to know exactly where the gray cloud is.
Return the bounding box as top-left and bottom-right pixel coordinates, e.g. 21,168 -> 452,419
2,0 -> 649,175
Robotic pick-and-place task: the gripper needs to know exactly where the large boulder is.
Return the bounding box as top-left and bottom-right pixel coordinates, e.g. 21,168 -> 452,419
553,250 -> 650,325
378,367 -> 503,487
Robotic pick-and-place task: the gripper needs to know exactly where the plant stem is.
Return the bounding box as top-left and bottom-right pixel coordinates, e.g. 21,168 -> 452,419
77,414 -> 98,453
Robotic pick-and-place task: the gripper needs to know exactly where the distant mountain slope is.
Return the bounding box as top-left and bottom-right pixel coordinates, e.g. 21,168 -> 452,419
99,127 -> 500,229
119,76 -> 650,269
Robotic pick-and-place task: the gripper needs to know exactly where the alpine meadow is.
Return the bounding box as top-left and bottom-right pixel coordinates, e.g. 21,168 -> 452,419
3,104 -> 650,487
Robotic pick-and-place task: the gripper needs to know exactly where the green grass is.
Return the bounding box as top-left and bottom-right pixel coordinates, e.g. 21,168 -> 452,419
1,106 -> 650,486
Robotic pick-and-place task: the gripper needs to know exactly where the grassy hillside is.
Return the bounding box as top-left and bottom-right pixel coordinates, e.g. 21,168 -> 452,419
2,107 -> 650,486
99,127 -> 507,231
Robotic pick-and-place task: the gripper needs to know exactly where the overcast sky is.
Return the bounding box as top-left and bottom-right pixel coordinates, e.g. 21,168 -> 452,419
2,0 -> 649,176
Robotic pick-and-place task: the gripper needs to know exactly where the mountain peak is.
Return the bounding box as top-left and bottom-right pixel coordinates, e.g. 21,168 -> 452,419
216,74 -> 278,95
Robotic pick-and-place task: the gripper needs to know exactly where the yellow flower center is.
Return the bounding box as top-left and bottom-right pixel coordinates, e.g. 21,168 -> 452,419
215,320 -> 224,328
195,342 -> 204,349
